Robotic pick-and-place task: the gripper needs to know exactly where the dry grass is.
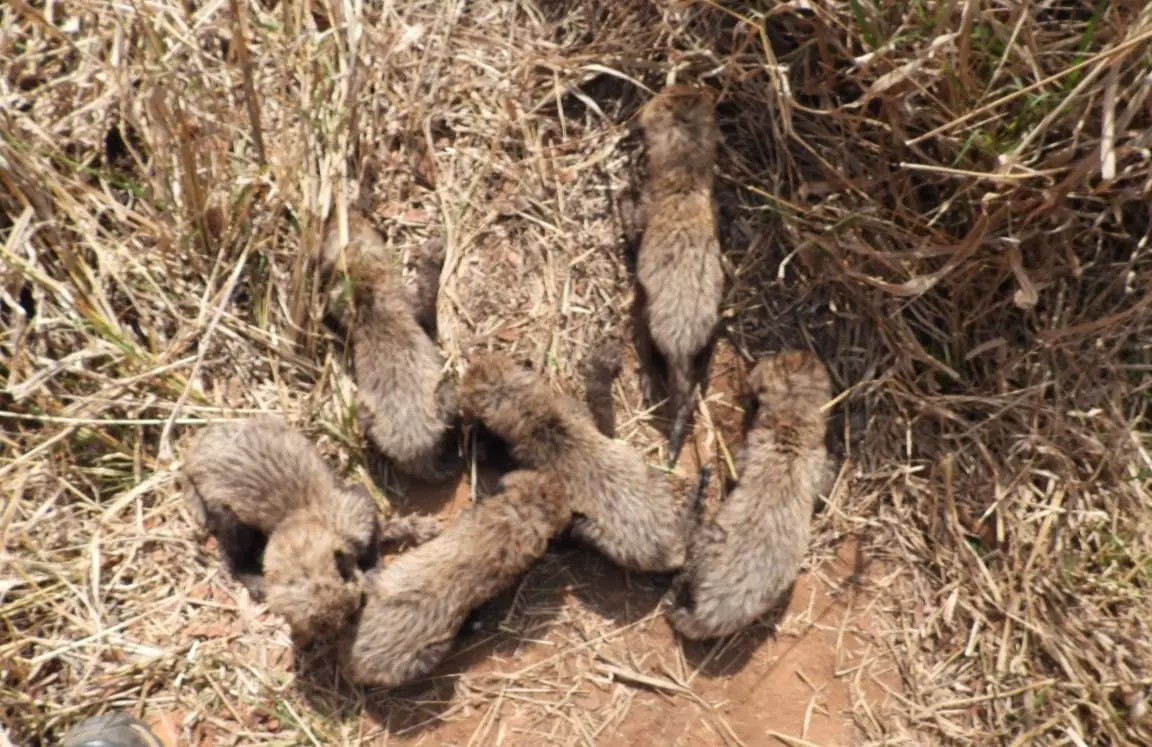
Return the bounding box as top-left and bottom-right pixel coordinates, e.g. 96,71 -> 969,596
3,0 -> 1151,744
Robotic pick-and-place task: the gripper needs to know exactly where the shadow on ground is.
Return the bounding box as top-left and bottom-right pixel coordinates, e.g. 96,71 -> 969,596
675,587 -> 793,679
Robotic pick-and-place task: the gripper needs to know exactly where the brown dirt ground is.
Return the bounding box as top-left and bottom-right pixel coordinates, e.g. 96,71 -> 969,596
153,341 -> 899,747
427,535 -> 895,747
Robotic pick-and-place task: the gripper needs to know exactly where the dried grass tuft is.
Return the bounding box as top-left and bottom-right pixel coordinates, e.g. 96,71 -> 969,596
2,0 -> 1150,744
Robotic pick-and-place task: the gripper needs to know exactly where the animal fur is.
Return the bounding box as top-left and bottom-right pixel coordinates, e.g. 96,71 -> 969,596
664,350 -> 833,640
320,209 -> 461,483
584,341 -> 622,439
338,469 -> 569,688
181,416 -> 380,643
634,83 -> 725,465
459,353 -> 690,572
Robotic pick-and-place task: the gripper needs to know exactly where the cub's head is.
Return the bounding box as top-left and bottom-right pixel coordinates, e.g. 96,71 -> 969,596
263,512 -> 365,644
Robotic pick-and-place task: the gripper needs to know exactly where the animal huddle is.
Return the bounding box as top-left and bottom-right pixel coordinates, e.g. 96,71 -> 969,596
179,84 -> 835,690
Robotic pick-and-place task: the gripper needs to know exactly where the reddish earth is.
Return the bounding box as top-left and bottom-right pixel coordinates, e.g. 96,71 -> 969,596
165,341 -> 897,746
336,522 -> 895,746
597,537 -> 893,747
332,341 -> 899,746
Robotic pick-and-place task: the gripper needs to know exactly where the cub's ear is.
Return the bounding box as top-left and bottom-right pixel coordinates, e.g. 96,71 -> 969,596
334,549 -> 357,582
671,577 -> 695,612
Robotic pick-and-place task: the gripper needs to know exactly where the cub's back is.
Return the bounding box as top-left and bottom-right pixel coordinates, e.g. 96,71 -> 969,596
183,417 -> 336,532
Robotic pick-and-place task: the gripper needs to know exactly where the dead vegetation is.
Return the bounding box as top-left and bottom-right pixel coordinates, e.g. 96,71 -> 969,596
2,0 -> 1151,745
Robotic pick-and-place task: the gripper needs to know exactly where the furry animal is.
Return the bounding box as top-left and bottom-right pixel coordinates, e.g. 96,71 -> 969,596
634,83 -> 725,465
377,512 -> 444,547
460,352 -> 689,572
320,209 -> 461,483
181,416 -> 380,643
584,342 -> 623,439
338,469 -> 569,688
664,350 -> 833,640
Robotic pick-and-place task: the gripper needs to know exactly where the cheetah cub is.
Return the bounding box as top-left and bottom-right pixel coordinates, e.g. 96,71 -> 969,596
182,416 -> 380,643
665,350 -> 833,640
634,84 -> 725,465
338,469 -> 570,688
320,209 -> 461,483
460,352 -> 691,573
